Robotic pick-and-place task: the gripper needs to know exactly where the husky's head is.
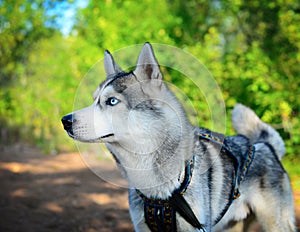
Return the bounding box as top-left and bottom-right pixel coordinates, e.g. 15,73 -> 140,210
62,43 -> 190,155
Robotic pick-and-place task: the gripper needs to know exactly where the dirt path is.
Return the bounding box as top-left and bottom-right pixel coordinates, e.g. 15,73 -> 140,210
0,144 -> 299,232
0,144 -> 133,232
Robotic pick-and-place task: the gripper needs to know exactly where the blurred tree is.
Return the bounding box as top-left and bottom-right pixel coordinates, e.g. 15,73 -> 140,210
0,0 -> 299,160
74,0 -> 180,50
0,0 -> 58,86
0,0 -> 76,149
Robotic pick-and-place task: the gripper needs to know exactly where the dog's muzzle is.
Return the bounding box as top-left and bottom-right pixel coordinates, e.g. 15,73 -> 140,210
61,114 -> 74,136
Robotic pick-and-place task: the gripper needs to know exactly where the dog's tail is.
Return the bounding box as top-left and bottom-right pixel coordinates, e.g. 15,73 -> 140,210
231,104 -> 285,160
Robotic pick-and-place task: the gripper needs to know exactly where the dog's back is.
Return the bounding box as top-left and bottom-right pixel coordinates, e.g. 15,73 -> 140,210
212,103 -> 296,231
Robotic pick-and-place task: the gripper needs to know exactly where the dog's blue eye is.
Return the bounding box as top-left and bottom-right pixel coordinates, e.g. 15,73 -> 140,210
106,97 -> 119,106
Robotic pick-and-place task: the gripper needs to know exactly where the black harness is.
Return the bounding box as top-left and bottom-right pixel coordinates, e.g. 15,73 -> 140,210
136,132 -> 255,232
199,132 -> 255,226
136,156 -> 204,231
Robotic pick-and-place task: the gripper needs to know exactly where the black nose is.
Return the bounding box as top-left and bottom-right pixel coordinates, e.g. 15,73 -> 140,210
61,114 -> 73,133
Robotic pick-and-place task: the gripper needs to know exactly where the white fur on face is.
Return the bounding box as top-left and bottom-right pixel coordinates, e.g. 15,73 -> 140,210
71,86 -> 118,142
70,104 -> 114,143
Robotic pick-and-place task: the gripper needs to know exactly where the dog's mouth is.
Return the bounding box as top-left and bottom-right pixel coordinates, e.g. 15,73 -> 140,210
66,131 -> 75,139
99,133 -> 114,139
67,131 -> 114,143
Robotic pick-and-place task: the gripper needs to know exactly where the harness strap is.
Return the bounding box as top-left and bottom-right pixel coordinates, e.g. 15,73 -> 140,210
169,191 -> 204,230
198,132 -> 255,225
136,156 -> 204,232
234,144 -> 255,198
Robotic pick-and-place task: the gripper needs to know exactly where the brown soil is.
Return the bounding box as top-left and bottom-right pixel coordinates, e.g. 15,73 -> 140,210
0,144 -> 133,232
0,144 -> 299,232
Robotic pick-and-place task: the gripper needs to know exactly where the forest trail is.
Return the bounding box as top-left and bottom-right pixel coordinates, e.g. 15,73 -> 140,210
0,144 -> 133,232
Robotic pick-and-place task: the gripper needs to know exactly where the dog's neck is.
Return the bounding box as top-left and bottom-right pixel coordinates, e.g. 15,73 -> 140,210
106,125 -> 195,199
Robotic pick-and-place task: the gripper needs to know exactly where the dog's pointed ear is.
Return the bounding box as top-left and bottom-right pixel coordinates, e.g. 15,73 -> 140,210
104,50 -> 123,78
134,43 -> 162,80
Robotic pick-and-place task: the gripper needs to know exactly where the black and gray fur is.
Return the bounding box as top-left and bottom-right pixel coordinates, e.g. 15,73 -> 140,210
62,43 -> 295,232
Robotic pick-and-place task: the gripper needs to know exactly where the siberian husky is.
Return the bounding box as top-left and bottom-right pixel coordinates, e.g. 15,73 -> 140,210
62,43 -> 295,232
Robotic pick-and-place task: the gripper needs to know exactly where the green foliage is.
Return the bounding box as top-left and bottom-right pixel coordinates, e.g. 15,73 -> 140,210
74,0 -> 180,49
0,0 -> 56,86
0,0 -> 299,167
